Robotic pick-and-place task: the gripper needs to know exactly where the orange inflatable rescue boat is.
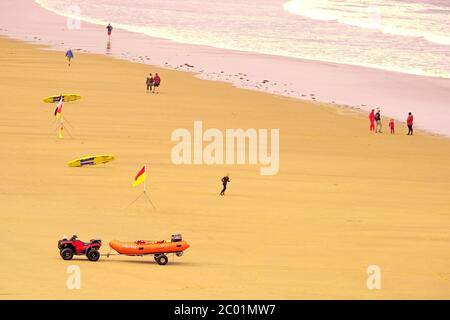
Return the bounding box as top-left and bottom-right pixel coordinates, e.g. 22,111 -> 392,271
108,234 -> 189,265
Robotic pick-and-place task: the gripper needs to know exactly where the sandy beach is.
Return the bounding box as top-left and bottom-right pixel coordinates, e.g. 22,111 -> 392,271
0,36 -> 449,299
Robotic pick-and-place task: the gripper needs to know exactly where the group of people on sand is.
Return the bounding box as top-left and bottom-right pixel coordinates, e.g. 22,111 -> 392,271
104,22 -> 163,95
369,108 -> 414,135
146,73 -> 161,94
63,22 -> 230,197
63,24 -> 164,96
64,24 -> 114,67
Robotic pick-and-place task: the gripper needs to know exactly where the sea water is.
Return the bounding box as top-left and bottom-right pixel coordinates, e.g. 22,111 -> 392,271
35,0 -> 450,79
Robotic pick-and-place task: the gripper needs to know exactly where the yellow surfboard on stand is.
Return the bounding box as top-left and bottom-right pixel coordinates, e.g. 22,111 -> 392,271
43,94 -> 82,103
68,155 -> 115,167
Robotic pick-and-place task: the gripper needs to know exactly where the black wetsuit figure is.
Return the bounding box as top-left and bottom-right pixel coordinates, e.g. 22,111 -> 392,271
220,176 -> 230,196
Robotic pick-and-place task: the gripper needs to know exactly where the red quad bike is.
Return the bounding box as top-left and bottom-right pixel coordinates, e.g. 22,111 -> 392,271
58,235 -> 102,262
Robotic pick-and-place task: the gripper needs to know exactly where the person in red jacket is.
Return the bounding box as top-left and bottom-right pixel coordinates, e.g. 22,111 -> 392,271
369,109 -> 375,132
407,112 -> 414,135
389,119 -> 395,134
153,73 -> 161,94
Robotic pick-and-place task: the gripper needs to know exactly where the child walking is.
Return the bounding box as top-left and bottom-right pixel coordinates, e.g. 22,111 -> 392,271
389,119 -> 395,134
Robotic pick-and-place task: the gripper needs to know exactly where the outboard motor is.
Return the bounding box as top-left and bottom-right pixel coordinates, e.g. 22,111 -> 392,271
171,234 -> 182,242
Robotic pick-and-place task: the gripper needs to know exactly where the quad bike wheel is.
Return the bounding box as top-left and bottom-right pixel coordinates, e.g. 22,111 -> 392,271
87,249 -> 100,262
156,254 -> 168,265
60,248 -> 74,260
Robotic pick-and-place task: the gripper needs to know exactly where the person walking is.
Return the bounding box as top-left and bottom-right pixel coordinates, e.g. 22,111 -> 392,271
65,49 -> 74,66
106,23 -> 113,38
375,109 -> 382,133
220,174 -> 230,196
369,109 -> 375,132
153,73 -> 161,94
146,73 -> 154,93
407,112 -> 414,135
389,119 -> 395,134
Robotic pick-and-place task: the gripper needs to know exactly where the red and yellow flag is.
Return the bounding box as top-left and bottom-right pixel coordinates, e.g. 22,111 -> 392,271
132,165 -> 146,187
55,96 -> 64,120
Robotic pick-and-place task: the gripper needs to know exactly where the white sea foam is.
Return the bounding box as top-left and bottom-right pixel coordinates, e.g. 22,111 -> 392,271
283,0 -> 450,46
35,0 -> 450,79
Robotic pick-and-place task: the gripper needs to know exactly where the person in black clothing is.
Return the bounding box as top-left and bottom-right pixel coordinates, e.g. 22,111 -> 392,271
146,73 -> 154,93
220,175 -> 230,196
375,109 -> 382,133
106,23 -> 113,38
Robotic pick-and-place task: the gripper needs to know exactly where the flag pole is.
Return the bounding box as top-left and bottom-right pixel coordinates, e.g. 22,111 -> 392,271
144,164 -> 147,193
143,164 -> 157,210
127,164 -> 156,211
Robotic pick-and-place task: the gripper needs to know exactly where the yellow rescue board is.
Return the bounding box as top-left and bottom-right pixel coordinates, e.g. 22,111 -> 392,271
68,155 -> 115,167
43,94 -> 82,103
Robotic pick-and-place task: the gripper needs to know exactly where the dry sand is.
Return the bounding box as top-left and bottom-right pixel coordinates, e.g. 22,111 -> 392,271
0,37 -> 449,299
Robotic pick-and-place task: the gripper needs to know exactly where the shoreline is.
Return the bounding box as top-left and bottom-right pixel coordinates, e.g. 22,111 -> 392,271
33,0 -> 450,81
9,34 -> 448,140
1,0 -> 450,137
2,33 -> 445,141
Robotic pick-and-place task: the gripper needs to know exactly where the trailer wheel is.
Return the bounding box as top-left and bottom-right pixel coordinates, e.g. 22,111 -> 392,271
87,249 -> 100,262
60,248 -> 74,260
156,254 -> 168,265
